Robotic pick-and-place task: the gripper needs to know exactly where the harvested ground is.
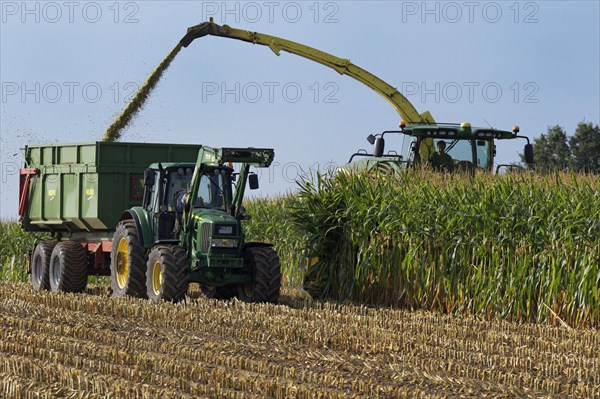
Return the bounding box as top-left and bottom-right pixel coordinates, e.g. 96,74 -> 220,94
0,282 -> 598,398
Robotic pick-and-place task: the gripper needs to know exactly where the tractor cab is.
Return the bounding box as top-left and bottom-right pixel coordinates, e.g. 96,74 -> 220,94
141,155 -> 262,245
142,163 -> 236,213
141,162 -> 236,243
345,122 -> 534,173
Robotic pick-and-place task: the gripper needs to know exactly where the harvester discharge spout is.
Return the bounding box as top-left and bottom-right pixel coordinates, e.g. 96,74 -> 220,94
178,20 -> 434,126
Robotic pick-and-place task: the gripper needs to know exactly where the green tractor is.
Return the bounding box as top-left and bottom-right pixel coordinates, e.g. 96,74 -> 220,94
112,146 -> 280,302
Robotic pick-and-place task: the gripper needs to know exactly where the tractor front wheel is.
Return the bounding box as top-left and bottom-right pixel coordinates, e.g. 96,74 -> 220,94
48,241 -> 88,293
237,246 -> 281,304
31,240 -> 56,291
110,221 -> 147,298
146,245 -> 189,302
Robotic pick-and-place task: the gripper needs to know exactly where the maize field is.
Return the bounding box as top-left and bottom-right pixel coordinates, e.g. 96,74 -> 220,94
1,170 -> 599,397
246,170 -> 600,327
0,282 -> 599,398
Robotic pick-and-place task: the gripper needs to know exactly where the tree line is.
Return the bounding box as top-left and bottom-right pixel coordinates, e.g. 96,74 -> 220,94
520,121 -> 600,173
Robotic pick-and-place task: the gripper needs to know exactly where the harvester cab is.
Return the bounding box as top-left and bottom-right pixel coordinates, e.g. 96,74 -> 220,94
346,122 -> 535,173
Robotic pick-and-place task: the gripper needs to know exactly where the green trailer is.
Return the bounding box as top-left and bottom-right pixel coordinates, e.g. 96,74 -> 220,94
19,141 -> 281,303
20,141 -> 203,233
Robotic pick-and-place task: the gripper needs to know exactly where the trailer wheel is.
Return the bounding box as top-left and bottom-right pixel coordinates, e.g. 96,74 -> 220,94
48,241 -> 88,293
110,221 -> 147,298
146,245 -> 189,302
237,247 -> 281,304
31,241 -> 57,291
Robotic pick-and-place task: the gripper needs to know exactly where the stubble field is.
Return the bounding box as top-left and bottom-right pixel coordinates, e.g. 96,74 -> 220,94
1,282 -> 598,399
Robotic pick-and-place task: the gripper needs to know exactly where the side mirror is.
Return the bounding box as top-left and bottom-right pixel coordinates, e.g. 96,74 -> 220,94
237,205 -> 250,220
144,168 -> 155,186
524,144 -> 534,164
373,137 -> 385,157
248,174 -> 259,190
367,134 -> 376,145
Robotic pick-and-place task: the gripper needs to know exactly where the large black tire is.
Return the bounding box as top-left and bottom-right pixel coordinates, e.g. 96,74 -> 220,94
31,241 -> 56,291
237,246 -> 281,304
48,241 -> 88,293
146,245 -> 189,302
110,220 -> 147,298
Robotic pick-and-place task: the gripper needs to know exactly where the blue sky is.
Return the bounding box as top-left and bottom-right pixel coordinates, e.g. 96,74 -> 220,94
1,1 -> 599,217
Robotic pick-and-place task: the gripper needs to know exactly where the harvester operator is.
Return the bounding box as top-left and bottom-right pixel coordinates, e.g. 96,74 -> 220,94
429,141 -> 454,172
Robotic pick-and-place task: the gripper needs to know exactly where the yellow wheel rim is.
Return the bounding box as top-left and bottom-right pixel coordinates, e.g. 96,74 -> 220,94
116,238 -> 129,289
152,260 -> 162,296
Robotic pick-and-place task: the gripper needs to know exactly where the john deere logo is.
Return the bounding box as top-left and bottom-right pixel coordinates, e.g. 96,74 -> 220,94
48,189 -> 56,201
85,188 -> 95,200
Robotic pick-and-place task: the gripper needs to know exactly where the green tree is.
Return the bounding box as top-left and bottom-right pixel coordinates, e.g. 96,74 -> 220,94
527,125 -> 571,172
569,122 -> 600,173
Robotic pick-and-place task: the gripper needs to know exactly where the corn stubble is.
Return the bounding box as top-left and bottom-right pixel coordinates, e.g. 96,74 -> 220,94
0,283 -> 599,398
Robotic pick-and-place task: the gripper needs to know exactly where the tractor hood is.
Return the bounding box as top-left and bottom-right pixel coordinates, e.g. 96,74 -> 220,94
190,207 -> 242,264
191,208 -> 237,225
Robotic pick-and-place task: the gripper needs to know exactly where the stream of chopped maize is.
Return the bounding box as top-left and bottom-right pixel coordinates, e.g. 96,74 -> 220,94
102,43 -> 182,142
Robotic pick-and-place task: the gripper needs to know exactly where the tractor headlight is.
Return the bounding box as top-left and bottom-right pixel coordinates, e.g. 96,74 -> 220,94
211,238 -> 238,248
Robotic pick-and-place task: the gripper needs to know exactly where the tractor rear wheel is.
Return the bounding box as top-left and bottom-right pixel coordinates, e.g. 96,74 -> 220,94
146,245 -> 189,302
48,241 -> 88,293
237,246 -> 281,304
110,220 -> 147,298
31,240 -> 56,291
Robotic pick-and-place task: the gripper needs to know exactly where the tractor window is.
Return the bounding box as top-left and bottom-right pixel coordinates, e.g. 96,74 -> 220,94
437,139 -> 472,162
401,136 -> 418,163
475,140 -> 492,168
196,173 -> 227,210
167,170 -> 192,199
165,168 -> 193,212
